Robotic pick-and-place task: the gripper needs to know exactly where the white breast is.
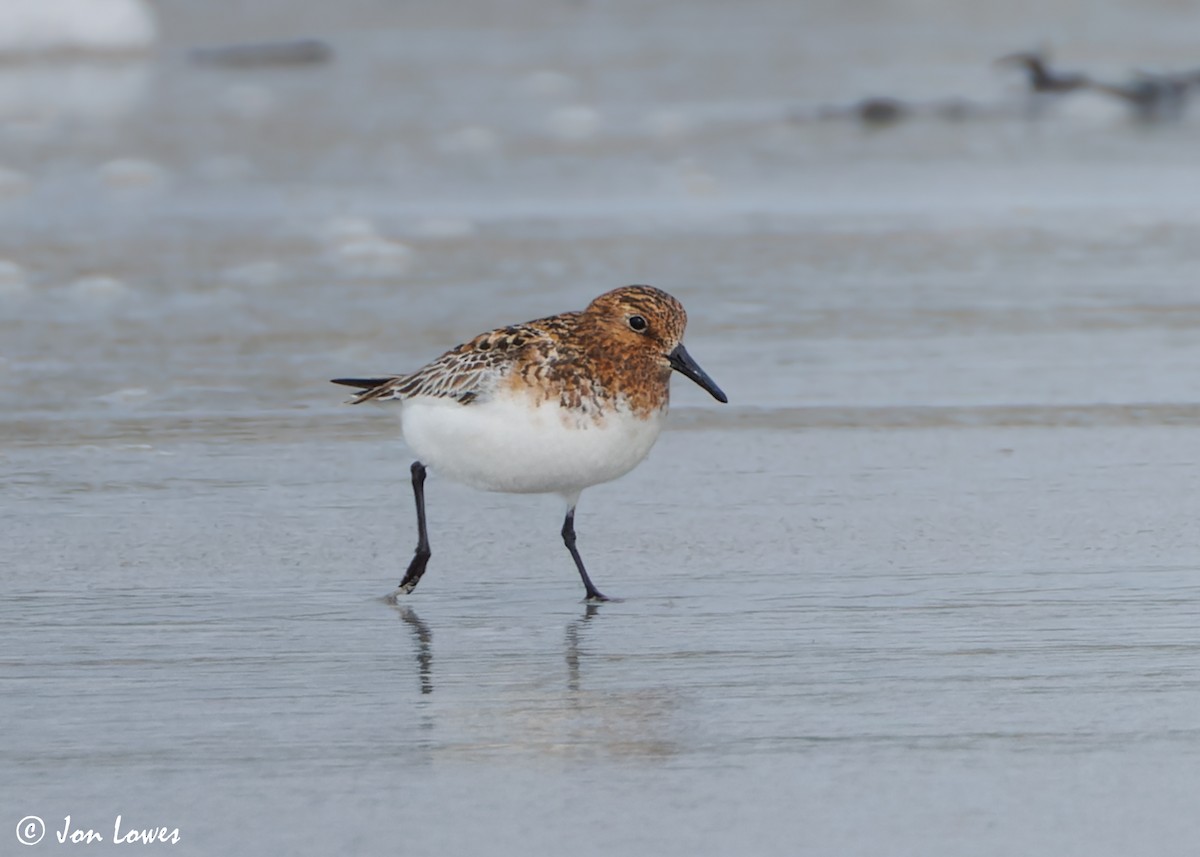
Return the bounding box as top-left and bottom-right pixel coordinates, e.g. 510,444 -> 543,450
397,392 -> 667,496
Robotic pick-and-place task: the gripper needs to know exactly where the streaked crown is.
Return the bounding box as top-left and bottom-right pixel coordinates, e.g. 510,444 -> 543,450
583,285 -> 687,352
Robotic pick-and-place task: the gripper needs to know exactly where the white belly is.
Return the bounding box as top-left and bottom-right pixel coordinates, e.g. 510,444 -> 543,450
397,393 -> 666,496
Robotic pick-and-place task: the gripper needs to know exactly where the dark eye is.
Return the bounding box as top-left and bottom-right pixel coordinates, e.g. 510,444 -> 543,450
628,315 -> 647,332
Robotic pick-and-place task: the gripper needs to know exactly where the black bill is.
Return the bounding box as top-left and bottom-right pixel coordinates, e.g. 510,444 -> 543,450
668,343 -> 728,403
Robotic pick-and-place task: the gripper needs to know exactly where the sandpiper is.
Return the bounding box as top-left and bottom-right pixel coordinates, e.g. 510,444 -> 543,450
995,50 -> 1090,94
333,285 -> 728,601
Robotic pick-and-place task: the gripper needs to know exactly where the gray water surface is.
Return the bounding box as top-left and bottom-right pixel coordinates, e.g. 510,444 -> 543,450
5,1 -> 1200,854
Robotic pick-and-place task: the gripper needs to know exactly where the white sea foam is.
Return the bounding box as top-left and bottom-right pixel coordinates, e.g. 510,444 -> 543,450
0,0 -> 156,56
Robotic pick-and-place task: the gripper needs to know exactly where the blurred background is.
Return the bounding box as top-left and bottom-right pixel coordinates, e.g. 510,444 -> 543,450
5,2 -> 1200,856
5,0 -> 1200,427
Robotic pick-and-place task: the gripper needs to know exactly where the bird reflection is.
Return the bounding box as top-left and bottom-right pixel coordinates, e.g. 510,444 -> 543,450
391,603 -> 433,694
565,602 -> 601,692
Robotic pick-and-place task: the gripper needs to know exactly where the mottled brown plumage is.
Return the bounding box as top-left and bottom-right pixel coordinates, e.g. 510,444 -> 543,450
340,285 -> 690,419
331,284 -> 726,602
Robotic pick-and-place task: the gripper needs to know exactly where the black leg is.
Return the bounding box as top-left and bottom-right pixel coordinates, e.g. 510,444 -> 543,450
561,508 -> 609,602
398,461 -> 431,594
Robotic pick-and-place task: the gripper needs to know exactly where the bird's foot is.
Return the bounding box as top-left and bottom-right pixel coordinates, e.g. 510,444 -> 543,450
583,591 -> 622,604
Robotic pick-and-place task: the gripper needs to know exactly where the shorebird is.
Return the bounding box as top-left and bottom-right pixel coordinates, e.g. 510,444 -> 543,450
333,285 -> 728,602
995,50 -> 1090,94
995,50 -> 1089,118
1088,71 -> 1192,122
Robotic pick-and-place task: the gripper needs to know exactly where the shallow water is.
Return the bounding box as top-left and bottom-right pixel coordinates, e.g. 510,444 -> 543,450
5,1 -> 1200,854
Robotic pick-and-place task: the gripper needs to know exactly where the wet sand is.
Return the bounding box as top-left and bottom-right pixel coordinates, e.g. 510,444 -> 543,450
6,426 -> 1200,854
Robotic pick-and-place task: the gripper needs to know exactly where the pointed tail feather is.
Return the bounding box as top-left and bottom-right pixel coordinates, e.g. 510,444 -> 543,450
331,377 -> 393,391
331,376 -> 401,404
